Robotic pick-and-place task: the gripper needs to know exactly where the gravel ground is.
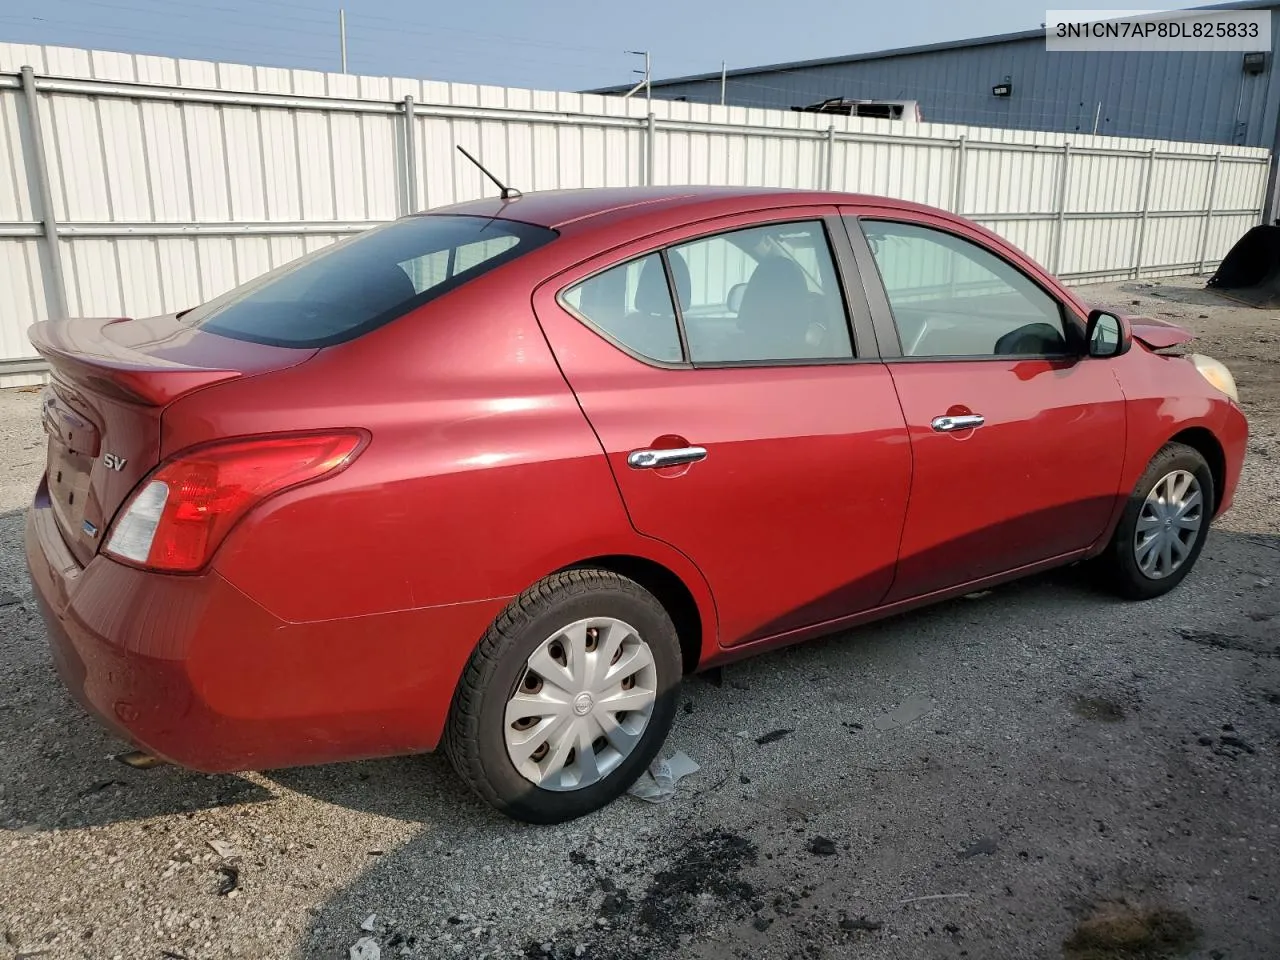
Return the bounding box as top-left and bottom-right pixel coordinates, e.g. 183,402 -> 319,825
1,275 -> 1278,960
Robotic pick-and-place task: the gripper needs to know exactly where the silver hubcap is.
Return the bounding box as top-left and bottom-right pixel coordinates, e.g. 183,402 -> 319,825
504,618 -> 657,792
1134,469 -> 1203,580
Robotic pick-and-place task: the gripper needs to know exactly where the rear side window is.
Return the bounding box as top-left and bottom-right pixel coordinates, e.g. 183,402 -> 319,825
560,253 -> 684,363
183,215 -> 556,348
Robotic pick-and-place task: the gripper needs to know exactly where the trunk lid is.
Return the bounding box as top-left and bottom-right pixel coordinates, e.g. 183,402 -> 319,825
30,314 -> 316,566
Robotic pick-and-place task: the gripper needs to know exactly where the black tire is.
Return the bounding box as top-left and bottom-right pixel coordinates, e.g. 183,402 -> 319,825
1093,441 -> 1215,601
443,569 -> 682,824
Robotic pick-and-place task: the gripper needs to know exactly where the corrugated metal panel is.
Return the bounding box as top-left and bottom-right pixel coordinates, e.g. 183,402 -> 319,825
964,146 -> 1060,215
0,41 -> 1270,385
0,87 -> 33,221
1207,211 -> 1263,256
975,218 -> 1056,266
1068,153 -> 1146,213
1061,218 -> 1140,275
0,239 -> 45,359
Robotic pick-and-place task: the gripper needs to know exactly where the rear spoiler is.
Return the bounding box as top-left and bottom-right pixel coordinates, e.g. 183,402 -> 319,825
28,318 -> 241,406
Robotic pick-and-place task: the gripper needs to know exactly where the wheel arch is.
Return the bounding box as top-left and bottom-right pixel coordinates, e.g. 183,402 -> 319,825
555,554 -> 707,674
1168,425 -> 1226,514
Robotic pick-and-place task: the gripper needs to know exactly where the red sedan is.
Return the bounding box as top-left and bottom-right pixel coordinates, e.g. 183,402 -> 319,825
25,186 -> 1247,823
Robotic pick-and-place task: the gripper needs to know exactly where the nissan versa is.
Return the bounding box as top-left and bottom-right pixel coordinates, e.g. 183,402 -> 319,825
25,186 -> 1247,823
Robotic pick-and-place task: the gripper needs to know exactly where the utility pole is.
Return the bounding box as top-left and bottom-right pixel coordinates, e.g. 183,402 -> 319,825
646,50 -> 651,114
720,60 -> 726,106
339,8 -> 348,73
622,50 -> 651,113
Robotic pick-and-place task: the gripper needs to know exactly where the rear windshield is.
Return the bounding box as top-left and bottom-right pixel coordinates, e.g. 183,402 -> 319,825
182,215 -> 557,348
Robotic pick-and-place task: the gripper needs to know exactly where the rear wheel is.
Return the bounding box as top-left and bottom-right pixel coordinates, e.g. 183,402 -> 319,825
1093,442 -> 1214,600
444,569 -> 682,823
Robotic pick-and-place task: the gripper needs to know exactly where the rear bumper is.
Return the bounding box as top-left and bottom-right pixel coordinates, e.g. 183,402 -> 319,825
24,484 -> 507,773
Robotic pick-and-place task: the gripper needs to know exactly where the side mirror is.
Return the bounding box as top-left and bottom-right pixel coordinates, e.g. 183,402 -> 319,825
1085,309 -> 1131,358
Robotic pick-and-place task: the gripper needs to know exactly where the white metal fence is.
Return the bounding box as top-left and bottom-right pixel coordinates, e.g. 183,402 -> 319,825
0,41 -> 1271,386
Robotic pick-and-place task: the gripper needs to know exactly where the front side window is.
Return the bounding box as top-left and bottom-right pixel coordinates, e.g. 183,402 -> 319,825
183,215 -> 555,348
859,219 -> 1069,358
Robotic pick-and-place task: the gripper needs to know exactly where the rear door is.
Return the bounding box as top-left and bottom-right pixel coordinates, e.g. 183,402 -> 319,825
534,208 -> 912,647
842,209 -> 1127,600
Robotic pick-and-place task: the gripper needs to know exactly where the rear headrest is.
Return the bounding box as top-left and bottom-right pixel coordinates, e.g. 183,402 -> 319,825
634,251 -> 691,315
726,282 -> 747,314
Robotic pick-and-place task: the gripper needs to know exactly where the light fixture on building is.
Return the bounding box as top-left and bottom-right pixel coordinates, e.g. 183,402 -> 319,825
1244,52 -> 1268,74
992,82 -> 1012,97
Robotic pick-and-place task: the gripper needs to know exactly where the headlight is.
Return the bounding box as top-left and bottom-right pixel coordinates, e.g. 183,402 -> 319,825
1189,353 -> 1239,402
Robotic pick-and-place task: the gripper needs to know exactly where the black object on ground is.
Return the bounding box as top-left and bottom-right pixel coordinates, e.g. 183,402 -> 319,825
755,729 -> 792,746
214,866 -> 239,896
807,836 -> 837,856
1207,223 -> 1280,307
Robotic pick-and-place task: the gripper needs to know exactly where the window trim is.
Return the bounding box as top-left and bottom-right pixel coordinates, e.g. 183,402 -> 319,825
557,251 -> 692,370
660,248 -> 694,364
825,212 -> 890,361
846,214 -> 1087,364
555,214 -> 871,370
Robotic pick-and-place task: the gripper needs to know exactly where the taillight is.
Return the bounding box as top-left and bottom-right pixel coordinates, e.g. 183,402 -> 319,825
104,431 -> 366,573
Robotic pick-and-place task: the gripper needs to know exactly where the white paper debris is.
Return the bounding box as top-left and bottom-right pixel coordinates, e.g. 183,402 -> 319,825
872,694 -> 935,731
207,839 -> 237,859
360,913 -> 377,933
627,750 -> 700,803
350,936 -> 381,960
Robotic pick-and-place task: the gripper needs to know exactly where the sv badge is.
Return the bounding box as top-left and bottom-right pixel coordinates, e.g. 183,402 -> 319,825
103,453 -> 128,472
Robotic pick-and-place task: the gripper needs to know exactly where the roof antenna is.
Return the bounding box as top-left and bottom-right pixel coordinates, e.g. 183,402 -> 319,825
456,145 -> 522,200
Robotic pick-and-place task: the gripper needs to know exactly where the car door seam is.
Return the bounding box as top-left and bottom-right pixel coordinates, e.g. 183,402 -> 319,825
881,362 -> 917,606
1087,364 -> 1133,553
525,287 -> 724,641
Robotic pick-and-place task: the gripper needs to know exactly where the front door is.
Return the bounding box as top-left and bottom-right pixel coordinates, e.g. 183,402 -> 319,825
845,212 -> 1128,600
534,210 -> 912,646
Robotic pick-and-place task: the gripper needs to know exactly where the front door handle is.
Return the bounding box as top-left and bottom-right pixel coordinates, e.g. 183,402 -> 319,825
627,446 -> 708,469
931,414 -> 985,433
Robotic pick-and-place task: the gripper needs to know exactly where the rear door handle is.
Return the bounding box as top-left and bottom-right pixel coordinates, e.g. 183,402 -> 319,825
931,414 -> 985,432
627,446 -> 708,469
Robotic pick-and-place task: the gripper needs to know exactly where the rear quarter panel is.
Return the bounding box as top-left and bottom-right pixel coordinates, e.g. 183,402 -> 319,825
161,270 -> 717,640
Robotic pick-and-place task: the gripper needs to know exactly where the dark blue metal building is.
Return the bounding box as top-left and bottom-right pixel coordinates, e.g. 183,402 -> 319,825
589,1 -> 1280,151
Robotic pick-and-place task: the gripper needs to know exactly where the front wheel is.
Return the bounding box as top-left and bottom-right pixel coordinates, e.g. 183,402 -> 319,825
444,569 -> 682,824
1093,441 -> 1215,600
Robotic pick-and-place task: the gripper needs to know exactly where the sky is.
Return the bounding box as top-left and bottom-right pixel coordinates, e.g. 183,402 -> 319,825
0,0 -> 1209,91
